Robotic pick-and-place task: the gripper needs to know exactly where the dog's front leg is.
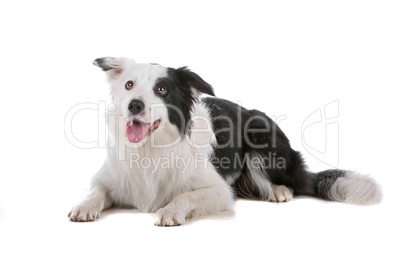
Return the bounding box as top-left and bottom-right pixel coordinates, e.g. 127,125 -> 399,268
68,187 -> 112,222
68,162 -> 113,222
154,177 -> 234,226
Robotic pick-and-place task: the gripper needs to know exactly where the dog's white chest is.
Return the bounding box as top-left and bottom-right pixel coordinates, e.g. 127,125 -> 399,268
108,150 -> 192,212
105,101 -> 216,212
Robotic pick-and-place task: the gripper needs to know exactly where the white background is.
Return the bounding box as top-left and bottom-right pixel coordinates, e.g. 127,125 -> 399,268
1,1 -> 401,267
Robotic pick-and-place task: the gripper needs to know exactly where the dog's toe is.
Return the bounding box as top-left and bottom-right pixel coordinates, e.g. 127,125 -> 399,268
68,204 -> 100,222
154,205 -> 186,227
270,185 -> 293,203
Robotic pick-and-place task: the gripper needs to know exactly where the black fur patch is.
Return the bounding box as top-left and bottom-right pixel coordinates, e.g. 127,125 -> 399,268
154,67 -> 214,135
203,97 -> 317,198
174,67 -> 215,96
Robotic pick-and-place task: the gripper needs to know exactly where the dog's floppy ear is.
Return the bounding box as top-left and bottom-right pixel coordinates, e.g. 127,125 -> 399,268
176,67 -> 215,97
93,57 -> 131,82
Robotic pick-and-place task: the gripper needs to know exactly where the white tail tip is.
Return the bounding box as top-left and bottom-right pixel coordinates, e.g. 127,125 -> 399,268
328,171 -> 383,205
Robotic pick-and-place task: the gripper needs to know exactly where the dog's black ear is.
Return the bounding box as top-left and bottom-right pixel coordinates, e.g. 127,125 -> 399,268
176,67 -> 215,96
93,57 -> 131,82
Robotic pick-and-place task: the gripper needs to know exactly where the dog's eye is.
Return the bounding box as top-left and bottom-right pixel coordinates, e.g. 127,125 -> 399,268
125,81 -> 134,90
157,87 -> 167,95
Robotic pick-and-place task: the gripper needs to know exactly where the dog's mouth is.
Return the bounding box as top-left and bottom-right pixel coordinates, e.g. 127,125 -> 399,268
126,118 -> 161,143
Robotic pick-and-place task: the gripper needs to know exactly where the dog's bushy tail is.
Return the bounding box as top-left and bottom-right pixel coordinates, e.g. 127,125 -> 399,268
306,169 -> 383,205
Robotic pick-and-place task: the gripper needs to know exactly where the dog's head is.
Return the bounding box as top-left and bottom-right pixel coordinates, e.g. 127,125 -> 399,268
94,57 -> 214,143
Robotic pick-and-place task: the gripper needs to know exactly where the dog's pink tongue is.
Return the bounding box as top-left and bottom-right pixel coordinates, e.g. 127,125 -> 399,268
126,121 -> 148,143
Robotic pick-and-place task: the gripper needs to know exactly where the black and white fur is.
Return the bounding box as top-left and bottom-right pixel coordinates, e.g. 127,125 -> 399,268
68,57 -> 383,226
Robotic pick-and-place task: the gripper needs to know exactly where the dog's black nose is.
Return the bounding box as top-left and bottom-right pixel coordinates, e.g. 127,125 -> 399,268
128,99 -> 145,115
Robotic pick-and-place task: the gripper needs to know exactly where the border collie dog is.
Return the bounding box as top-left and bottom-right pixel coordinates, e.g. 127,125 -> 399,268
68,57 -> 383,226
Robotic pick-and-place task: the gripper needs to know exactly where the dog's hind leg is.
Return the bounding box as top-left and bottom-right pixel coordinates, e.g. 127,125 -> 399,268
270,185 -> 293,203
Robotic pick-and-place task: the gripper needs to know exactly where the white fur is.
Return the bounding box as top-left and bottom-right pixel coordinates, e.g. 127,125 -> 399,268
103,101 -> 231,213
69,58 -> 234,225
328,171 -> 383,205
224,171 -> 242,186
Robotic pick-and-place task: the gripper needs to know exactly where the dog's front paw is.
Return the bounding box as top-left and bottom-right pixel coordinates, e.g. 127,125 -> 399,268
68,203 -> 100,222
154,204 -> 186,227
